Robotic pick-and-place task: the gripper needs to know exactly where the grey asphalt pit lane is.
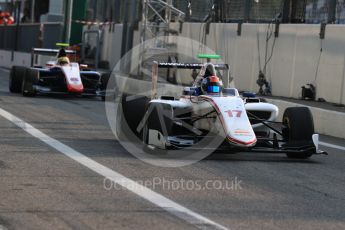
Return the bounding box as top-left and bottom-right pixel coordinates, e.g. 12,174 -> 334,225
0,160 -> 8,169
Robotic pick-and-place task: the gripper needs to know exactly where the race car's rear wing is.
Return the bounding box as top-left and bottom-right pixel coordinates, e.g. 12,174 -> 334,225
158,62 -> 229,70
32,48 -> 76,56
31,48 -> 76,66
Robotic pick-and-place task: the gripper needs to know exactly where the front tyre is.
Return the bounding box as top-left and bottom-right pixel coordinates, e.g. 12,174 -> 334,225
9,66 -> 26,93
22,69 -> 38,97
282,107 -> 314,159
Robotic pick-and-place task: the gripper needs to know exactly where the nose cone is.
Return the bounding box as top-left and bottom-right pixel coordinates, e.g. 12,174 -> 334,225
227,135 -> 257,147
204,96 -> 257,147
67,84 -> 84,93
62,63 -> 84,93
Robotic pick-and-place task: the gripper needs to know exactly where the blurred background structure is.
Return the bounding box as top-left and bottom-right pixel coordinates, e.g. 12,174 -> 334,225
1,0 -> 345,53
2,0 -> 345,105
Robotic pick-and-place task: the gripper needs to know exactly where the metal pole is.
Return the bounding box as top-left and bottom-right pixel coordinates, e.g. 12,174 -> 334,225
95,30 -> 100,69
282,0 -> 291,23
328,0 -> 336,23
14,1 -> 20,51
11,1 -> 21,61
120,0 -> 129,58
340,54 -> 345,104
93,0 -> 97,21
20,0 -> 25,16
65,0 -> 74,43
139,0 -> 147,77
31,0 -> 35,23
244,0 -> 251,22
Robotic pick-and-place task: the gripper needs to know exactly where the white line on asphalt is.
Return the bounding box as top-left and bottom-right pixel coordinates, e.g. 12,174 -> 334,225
320,141 -> 345,151
0,225 -> 7,230
0,108 -> 229,230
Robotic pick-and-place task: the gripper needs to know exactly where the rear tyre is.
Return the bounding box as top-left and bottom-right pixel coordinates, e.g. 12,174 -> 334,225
22,69 -> 38,97
9,66 -> 26,93
282,107 -> 314,159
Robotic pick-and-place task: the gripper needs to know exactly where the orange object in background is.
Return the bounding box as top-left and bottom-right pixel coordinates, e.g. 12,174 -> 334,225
0,12 -> 14,25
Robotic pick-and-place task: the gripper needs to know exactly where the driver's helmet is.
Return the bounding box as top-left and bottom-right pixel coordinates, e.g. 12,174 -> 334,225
57,56 -> 70,65
201,75 -> 223,95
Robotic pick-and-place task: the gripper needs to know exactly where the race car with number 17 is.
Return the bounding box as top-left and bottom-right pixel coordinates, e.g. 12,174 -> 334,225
121,54 -> 327,159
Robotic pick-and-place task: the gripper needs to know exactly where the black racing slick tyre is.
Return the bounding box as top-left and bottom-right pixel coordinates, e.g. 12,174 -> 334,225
141,102 -> 174,153
22,69 -> 38,97
282,107 -> 314,159
121,94 -> 149,137
9,66 -> 26,93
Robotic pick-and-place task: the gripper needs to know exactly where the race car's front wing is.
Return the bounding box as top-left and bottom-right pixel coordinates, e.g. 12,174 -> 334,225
161,133 -> 327,156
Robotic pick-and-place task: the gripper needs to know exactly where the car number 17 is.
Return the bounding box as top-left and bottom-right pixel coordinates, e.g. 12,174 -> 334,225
225,110 -> 243,118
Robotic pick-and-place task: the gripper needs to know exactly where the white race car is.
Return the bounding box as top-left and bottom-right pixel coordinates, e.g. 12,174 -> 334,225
121,55 -> 326,159
9,44 -> 109,99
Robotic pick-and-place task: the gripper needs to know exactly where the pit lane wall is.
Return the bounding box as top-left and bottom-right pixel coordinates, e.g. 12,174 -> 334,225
0,50 -> 31,67
0,23 -> 65,68
267,99 -> 345,139
130,23 -> 345,106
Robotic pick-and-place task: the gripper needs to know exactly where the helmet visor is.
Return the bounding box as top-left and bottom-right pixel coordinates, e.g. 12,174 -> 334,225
207,85 -> 220,93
